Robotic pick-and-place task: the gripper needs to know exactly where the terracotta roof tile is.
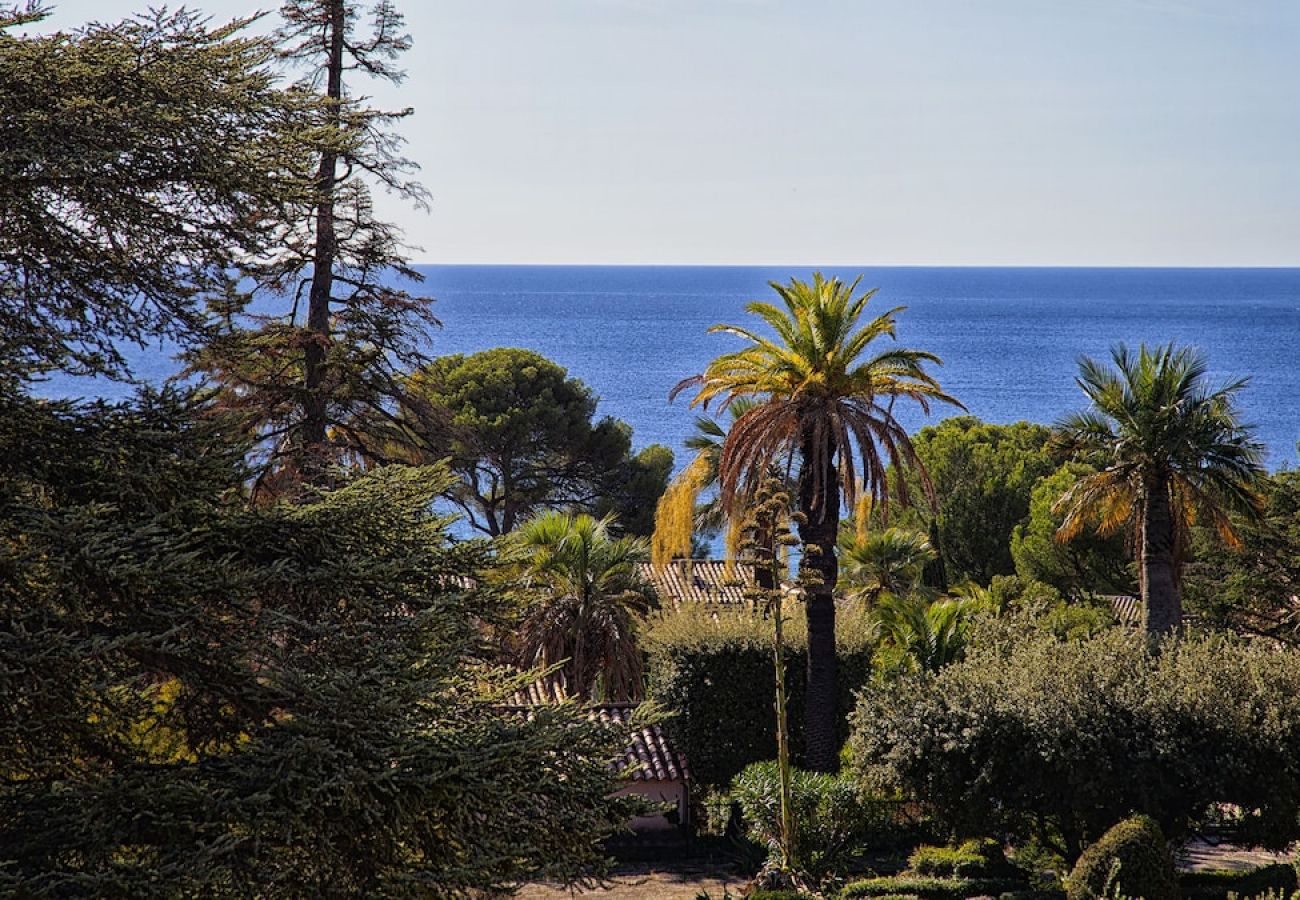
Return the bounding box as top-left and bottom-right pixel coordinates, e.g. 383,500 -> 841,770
507,682 -> 689,784
639,560 -> 753,607
594,703 -> 690,783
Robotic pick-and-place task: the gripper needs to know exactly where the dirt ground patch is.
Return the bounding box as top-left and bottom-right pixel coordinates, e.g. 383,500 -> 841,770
516,861 -> 744,899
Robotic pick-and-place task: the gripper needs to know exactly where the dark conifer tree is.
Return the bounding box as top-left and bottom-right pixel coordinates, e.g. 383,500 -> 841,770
193,0 -> 435,493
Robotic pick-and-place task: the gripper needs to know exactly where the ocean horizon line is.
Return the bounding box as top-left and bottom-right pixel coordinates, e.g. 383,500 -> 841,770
412,262 -> 1300,271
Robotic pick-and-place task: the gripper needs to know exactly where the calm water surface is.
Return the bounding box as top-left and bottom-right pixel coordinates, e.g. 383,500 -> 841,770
42,266 -> 1300,468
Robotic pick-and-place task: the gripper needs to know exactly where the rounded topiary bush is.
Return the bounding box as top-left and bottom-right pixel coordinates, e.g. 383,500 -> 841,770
1067,815 -> 1177,900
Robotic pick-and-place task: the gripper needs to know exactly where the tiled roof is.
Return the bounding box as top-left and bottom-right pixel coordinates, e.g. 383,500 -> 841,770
594,703 -> 690,783
1107,594 -> 1141,625
508,681 -> 689,784
639,559 -> 754,606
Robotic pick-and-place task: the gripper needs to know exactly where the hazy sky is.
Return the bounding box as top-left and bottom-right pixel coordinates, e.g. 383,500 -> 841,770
36,1 -> 1300,265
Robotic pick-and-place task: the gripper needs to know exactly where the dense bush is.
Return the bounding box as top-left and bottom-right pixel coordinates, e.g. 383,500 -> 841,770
731,761 -> 898,882
851,624 -> 1300,860
0,391 -> 632,895
1181,864 -> 1299,900
910,838 -> 1010,878
1066,815 -> 1177,900
644,605 -> 875,788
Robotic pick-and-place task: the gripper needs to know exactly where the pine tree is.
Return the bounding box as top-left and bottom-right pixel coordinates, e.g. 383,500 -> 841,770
0,4 -> 315,379
0,385 -> 633,894
193,0 -> 435,493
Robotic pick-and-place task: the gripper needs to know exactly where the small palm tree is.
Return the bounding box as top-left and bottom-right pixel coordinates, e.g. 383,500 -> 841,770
673,272 -> 960,770
839,527 -> 937,605
873,593 -> 979,676
511,511 -> 657,701
1054,343 -> 1264,636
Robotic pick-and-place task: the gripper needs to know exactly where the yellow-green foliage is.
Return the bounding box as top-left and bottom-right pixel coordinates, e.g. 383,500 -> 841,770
909,838 -> 1008,878
652,453 -> 710,568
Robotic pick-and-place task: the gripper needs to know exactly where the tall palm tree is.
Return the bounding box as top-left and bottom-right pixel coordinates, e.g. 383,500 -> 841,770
839,527 -> 937,605
1054,343 -> 1264,637
672,272 -> 960,770
510,511 -> 657,701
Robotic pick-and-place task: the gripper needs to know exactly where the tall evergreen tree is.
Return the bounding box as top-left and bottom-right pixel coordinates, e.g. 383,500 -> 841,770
194,0 -> 435,492
0,4 -> 315,378
0,386 -> 633,894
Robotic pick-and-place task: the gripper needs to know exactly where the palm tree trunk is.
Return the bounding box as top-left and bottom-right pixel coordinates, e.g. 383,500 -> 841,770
797,426 -> 839,773
1141,479 -> 1181,637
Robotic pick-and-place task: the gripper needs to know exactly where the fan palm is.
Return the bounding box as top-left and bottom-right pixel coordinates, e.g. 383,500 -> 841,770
672,272 -> 960,770
1053,343 -> 1264,636
510,511 -> 657,701
873,593 -> 978,676
839,527 -> 937,605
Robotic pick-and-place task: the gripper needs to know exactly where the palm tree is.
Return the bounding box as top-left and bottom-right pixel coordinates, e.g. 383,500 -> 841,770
1054,343 -> 1264,637
839,527 -> 937,605
672,272 -> 960,770
873,593 -> 979,676
510,511 -> 657,701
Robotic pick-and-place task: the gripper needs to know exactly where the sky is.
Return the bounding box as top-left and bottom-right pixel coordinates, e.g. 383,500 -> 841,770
33,1 -> 1300,266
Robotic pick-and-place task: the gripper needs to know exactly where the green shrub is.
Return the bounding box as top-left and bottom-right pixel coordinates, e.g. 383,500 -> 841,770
1181,864 -> 1299,900
730,760 -> 896,883
910,838 -> 1008,878
852,626 -> 1300,856
645,605 -> 875,789
841,875 -> 1024,900
1066,815 -> 1177,900
747,891 -> 815,900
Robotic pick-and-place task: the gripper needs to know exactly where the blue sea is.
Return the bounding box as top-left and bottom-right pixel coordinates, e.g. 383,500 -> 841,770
41,266 -> 1300,469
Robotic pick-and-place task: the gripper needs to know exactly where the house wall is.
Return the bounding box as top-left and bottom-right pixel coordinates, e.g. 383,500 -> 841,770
615,780 -> 689,832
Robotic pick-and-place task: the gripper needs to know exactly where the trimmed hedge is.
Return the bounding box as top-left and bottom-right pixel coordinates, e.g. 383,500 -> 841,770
1067,815 -> 1177,900
841,875 -> 1025,899
910,838 -> 1009,878
644,605 -> 875,789
1181,864 -> 1299,900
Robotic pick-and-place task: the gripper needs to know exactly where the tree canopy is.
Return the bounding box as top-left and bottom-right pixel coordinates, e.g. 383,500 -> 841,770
894,417 -> 1056,585
391,347 -> 671,536
0,5 -> 314,378
1010,462 -> 1134,600
0,386 -> 633,894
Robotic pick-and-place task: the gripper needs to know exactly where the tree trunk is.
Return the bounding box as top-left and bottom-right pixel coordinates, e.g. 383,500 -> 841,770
1141,478 -> 1181,638
300,0 -> 345,466
797,425 -> 839,773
